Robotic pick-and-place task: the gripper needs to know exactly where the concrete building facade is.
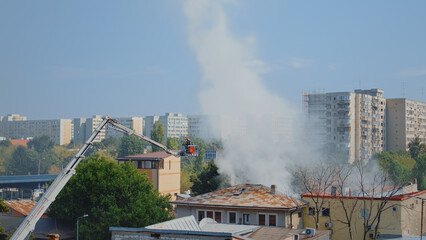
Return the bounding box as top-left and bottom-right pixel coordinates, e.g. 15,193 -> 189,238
0,115 -> 72,145
303,89 -> 386,163
144,115 -> 160,139
73,115 -> 106,143
387,98 -> 426,151
106,117 -> 143,139
159,113 -> 188,139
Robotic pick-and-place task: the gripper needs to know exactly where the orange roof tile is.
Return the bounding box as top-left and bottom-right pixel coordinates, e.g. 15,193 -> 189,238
173,184 -> 306,210
9,139 -> 29,147
4,200 -> 47,217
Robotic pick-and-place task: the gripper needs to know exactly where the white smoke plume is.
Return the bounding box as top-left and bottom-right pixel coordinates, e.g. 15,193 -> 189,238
183,0 -> 312,192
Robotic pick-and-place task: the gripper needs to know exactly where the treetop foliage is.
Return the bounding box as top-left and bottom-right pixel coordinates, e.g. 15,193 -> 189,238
28,135 -> 54,153
151,122 -> 165,152
48,154 -> 172,239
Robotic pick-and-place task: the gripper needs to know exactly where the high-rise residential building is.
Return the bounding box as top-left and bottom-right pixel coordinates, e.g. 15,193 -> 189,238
144,115 -> 160,138
159,113 -> 189,139
386,98 -> 426,151
106,117 -> 143,139
303,89 -> 386,163
73,115 -> 106,143
0,115 -> 72,145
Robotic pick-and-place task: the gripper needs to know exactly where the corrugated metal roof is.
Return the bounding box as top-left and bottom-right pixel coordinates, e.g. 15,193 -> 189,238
173,184 -> 306,210
146,215 -> 201,231
200,221 -> 260,235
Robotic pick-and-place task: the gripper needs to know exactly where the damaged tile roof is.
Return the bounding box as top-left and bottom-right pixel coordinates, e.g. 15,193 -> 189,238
172,184 -> 306,210
4,200 -> 48,218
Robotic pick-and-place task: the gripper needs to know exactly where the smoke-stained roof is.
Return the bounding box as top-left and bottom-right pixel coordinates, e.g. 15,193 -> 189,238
172,184 -> 306,210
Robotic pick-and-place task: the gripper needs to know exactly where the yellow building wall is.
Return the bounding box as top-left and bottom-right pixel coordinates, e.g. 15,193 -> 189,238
158,155 -> 181,201
302,196 -> 405,240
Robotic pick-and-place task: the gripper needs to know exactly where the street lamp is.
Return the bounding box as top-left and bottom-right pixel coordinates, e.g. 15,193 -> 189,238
76,214 -> 88,240
403,195 -> 425,240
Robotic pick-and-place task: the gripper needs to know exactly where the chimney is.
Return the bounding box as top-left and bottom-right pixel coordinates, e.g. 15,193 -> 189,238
331,186 -> 337,196
271,184 -> 276,194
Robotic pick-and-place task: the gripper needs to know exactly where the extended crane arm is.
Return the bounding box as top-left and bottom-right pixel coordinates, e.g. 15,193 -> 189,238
10,116 -> 190,240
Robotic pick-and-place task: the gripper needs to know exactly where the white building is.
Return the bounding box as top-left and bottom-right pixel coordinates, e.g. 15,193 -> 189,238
159,113 -> 189,139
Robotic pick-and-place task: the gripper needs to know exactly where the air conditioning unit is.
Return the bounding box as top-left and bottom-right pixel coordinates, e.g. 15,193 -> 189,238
369,232 -> 376,239
325,222 -> 333,228
367,225 -> 375,231
303,228 -> 315,236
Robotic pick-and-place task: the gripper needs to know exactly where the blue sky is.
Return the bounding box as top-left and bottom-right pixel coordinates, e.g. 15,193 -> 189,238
1,1 -> 425,120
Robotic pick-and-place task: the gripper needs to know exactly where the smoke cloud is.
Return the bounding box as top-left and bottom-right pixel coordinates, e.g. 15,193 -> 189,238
183,0 -> 312,192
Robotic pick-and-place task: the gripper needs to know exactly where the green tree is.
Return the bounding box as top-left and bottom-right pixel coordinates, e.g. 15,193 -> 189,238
408,136 -> 426,160
190,160 -> 219,196
118,135 -> 146,157
28,135 -> 55,153
6,146 -> 39,175
48,154 -> 172,239
166,137 -> 179,150
150,122 -> 165,152
375,152 -> 414,185
414,153 -> 426,190
0,140 -> 11,148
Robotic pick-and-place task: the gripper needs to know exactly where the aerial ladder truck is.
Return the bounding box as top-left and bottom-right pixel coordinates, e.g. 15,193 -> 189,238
10,116 -> 198,240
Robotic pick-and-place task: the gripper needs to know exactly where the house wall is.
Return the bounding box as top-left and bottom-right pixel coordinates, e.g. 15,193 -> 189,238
301,196 -> 416,240
174,205 -> 303,228
400,192 -> 426,236
158,155 -> 181,201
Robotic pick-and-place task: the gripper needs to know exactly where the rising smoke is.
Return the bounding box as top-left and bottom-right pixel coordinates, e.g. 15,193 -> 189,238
183,0 -> 314,192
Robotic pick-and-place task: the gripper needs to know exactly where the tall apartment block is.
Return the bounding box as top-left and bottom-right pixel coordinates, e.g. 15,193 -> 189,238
144,115 -> 160,139
106,117 -> 143,139
0,114 -> 72,145
303,89 -> 386,163
73,115 -> 106,143
159,113 -> 189,139
386,99 -> 426,151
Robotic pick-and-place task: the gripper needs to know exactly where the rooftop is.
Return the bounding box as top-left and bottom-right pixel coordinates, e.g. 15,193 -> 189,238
117,151 -> 174,161
172,184 -> 306,210
4,200 -> 48,218
9,139 -> 29,147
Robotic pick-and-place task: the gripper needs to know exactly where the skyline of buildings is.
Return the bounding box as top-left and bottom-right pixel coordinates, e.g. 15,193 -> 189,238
304,88 -> 426,163
1,91 -> 426,163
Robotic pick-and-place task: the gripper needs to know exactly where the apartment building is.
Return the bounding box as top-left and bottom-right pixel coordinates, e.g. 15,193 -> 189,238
0,114 -> 72,145
144,115 -> 160,139
73,115 -> 106,143
303,89 -> 386,163
106,117 -> 143,139
159,113 -> 189,139
387,98 -> 426,151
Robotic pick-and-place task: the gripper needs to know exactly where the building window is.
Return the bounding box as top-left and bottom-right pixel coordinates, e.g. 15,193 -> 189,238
215,212 -> 222,223
198,211 -> 205,221
259,214 -> 266,226
360,209 -> 369,219
243,214 -> 250,225
229,212 -> 237,224
198,210 -> 222,223
392,207 -> 397,212
308,207 -> 316,216
322,208 -> 330,217
269,214 -> 277,226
